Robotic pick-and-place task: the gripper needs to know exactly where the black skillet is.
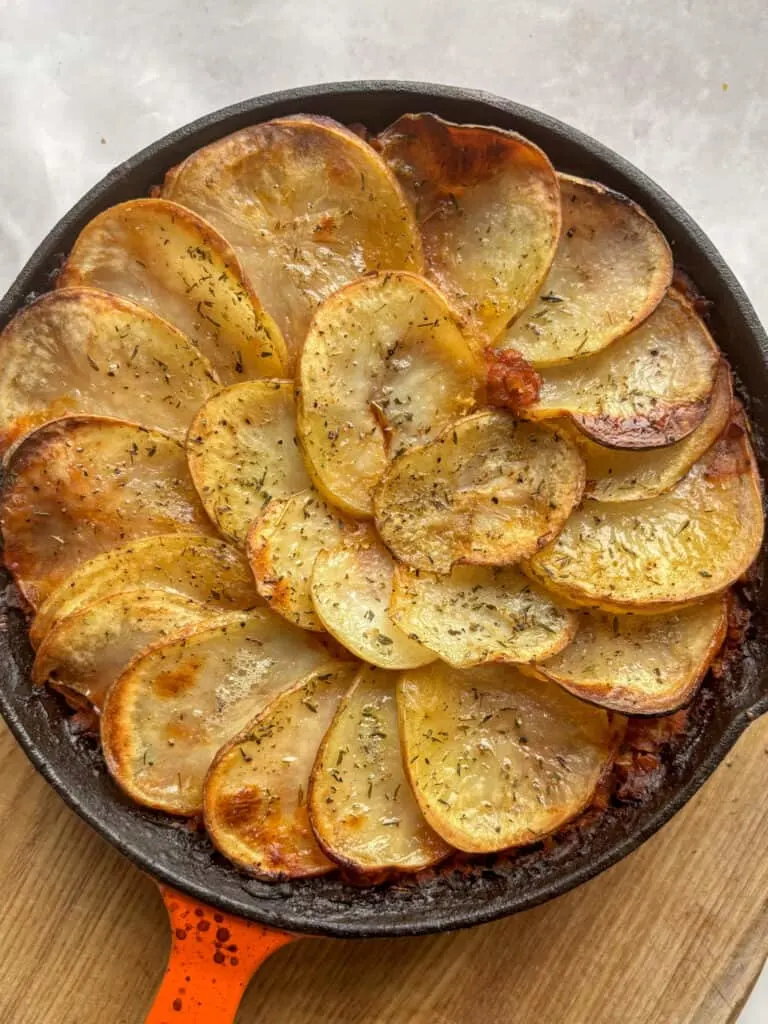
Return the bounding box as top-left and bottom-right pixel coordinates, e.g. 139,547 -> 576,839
1,81 -> 767,1023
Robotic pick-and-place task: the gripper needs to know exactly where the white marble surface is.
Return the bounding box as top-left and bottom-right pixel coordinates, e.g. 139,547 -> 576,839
0,0 -> 766,1018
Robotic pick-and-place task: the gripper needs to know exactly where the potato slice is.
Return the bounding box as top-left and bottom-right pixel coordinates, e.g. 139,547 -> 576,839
498,174 -> 672,365
1,417 -> 213,609
58,199 -> 286,381
33,590 -> 214,711
102,610 -> 327,815
309,666 -> 451,874
575,362 -> 733,501
187,380 -> 311,544
398,662 -> 619,852
537,598 -> 727,714
374,411 -> 585,574
204,662 -> 358,879
247,489 -> 356,631
525,420 -> 764,610
0,288 -> 216,453
30,534 -> 258,649
164,115 -> 422,363
523,291 -> 720,448
377,114 -> 560,341
297,272 -> 480,517
390,564 -> 577,668
311,528 -> 436,669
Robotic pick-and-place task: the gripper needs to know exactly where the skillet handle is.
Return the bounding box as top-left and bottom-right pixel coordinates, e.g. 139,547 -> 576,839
144,884 -> 299,1024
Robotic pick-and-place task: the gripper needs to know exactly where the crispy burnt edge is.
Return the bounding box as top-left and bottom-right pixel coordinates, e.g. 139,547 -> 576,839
202,664 -> 354,883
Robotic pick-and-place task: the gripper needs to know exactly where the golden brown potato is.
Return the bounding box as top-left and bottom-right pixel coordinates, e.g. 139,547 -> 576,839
204,662 -> 359,879
390,564 -> 577,668
297,272 -> 481,517
523,291 -> 720,448
309,665 -> 451,874
311,527 -> 436,669
0,288 -> 217,454
536,598 -> 727,714
30,534 -> 258,649
164,115 -> 423,363
247,490 -> 357,631
374,411 -> 585,573
102,610 -> 327,815
377,114 -> 560,341
525,419 -> 764,610
498,174 -> 672,365
573,362 -> 733,501
58,199 -> 286,380
32,590 -> 213,711
187,381 -> 311,544
1,417 -> 213,608
398,662 -> 620,852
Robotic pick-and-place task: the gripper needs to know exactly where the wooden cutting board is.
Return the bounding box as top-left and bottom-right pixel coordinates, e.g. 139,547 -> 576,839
0,714 -> 766,1024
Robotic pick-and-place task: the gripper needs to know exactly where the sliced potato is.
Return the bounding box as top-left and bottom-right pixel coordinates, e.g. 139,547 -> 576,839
0,288 -> 216,453
575,362 -> 733,501
164,115 -> 422,363
524,291 -> 720,448
58,199 -> 286,381
537,598 -> 727,714
526,419 -> 764,609
398,662 -> 619,853
102,610 -> 327,815
390,564 -> 577,668
374,411 -> 585,574
311,528 -> 436,669
204,662 -> 358,879
247,489 -> 356,630
297,272 -> 480,517
377,114 -> 560,340
498,174 -> 672,365
309,665 -> 451,874
30,534 -> 258,649
1,417 -> 213,609
187,380 -> 311,544
33,590 -> 213,711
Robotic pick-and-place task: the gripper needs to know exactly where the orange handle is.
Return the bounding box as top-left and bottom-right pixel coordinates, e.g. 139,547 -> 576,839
145,885 -> 299,1024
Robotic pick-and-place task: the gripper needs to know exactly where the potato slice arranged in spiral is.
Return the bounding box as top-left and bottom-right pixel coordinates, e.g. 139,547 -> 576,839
247,490 -> 357,630
309,666 -> 451,874
164,115 -> 423,363
187,380 -> 311,544
575,361 -> 732,502
102,610 -> 327,815
58,199 -> 286,381
1,418 -> 213,608
377,114 -> 560,340
398,662 -> 620,852
311,528 -> 436,669
375,411 -> 585,574
33,590 -> 213,711
498,174 -> 672,365
205,662 -> 358,879
526,419 -> 763,610
30,534 -> 259,649
523,291 -> 720,448
536,598 -> 727,714
0,288 -> 217,454
298,272 -> 480,517
390,564 -> 577,668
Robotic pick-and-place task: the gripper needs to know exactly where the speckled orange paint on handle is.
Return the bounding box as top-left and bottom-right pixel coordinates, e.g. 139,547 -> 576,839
145,885 -> 299,1024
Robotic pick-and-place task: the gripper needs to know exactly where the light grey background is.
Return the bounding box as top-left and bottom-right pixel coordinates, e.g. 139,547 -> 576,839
0,0 -> 766,1019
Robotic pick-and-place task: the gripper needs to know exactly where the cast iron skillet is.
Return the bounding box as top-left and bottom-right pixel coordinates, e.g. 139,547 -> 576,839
1,81 -> 767,944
